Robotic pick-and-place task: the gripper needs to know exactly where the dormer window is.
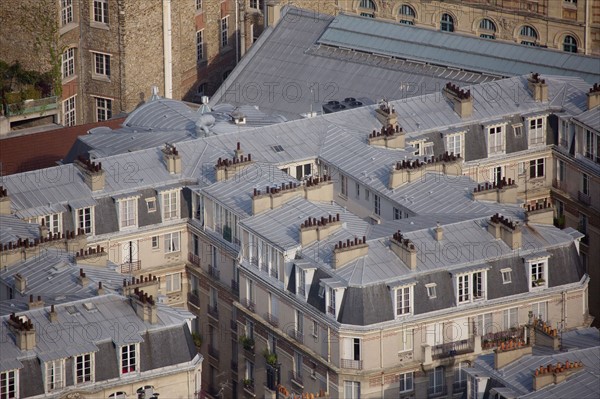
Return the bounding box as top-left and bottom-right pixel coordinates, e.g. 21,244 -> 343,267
45,359 -> 65,391
41,213 -> 62,234
456,270 -> 486,304
146,197 -> 156,212
326,287 -> 336,318
501,268 -> 512,284
120,343 -> 138,375
487,124 -> 505,155
77,207 -> 94,235
161,190 -> 180,220
426,283 -> 437,298
75,353 -> 94,384
394,285 -> 413,317
445,132 -> 464,157
527,258 -> 548,290
117,197 -> 138,230
1,369 -> 18,398
527,116 -> 546,147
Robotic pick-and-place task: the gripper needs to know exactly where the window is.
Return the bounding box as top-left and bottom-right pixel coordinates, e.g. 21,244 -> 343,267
146,198 -> 156,212
0,370 -> 17,399
75,353 -> 93,384
355,182 -> 360,198
196,30 -> 204,63
531,301 -> 547,321
63,95 -> 76,127
446,133 -> 463,157
399,372 -> 414,393
295,309 -> 304,334
455,362 -> 468,389
520,25 -> 537,46
311,320 -> 319,338
457,271 -> 485,304
563,35 -> 578,53
582,173 -> 589,195
108,392 -> 127,399
327,287 -> 336,317
77,207 -> 93,235
429,366 -> 445,395
249,0 -> 263,9
341,174 -> 348,196
196,0 -> 202,10
121,344 -> 137,374
118,198 -> 136,229
360,0 -> 375,9
501,268 -> 512,284
298,269 -> 306,296
513,123 -> 523,138
164,232 -> 180,253
245,359 -> 254,381
491,166 -> 502,185
304,163 -> 311,177
61,0 -> 73,26
399,4 -> 415,24
93,52 -> 110,78
529,259 -> 547,289
503,307 -> 519,330
479,18 -> 496,39
426,283 -> 437,298
374,194 -> 380,215
162,190 -> 179,220
584,129 -> 599,163
62,48 -> 75,79
93,0 -> 109,24
441,13 -> 454,32
344,381 -> 360,399
95,97 -> 112,121
46,359 -> 64,390
221,17 -> 229,48
43,213 -> 61,234
395,286 -> 412,316
151,236 -> 159,249
476,313 -> 493,336
399,328 -> 413,352
529,158 -> 545,178
394,207 -> 401,220
165,272 -> 181,292
528,117 -> 545,146
488,125 -> 504,154
365,189 -> 370,201
294,351 -> 303,379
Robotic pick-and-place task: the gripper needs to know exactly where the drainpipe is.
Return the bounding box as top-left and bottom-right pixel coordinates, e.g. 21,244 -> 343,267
585,0 -> 591,55
235,0 -> 239,63
162,0 -> 173,99
239,0 -> 246,59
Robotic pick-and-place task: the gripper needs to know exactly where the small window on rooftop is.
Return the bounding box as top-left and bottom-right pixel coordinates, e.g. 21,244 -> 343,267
271,145 -> 284,153
501,268 -> 512,284
66,305 -> 80,315
83,302 -> 97,312
146,198 -> 156,212
513,124 -> 523,138
426,283 -> 437,299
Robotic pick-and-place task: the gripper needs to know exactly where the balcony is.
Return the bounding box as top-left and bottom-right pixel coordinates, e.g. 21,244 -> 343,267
242,298 -> 256,312
552,178 -> 567,192
208,304 -> 219,320
249,257 -> 259,268
482,328 -> 524,350
453,380 -> 467,391
289,329 -> 304,344
428,385 -> 448,397
188,252 -> 201,267
432,339 -> 474,360
5,95 -> 59,117
209,265 -> 221,281
120,260 -> 141,274
242,379 -> 255,396
584,151 -> 600,164
208,345 -> 220,360
578,191 -> 591,206
529,136 -> 545,146
341,358 -> 363,370
265,312 -> 279,328
188,291 -> 201,308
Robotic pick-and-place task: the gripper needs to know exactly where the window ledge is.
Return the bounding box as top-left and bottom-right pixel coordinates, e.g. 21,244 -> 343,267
92,74 -> 111,83
59,22 -> 79,35
338,193 -> 348,200
62,75 -> 78,85
90,22 -> 110,30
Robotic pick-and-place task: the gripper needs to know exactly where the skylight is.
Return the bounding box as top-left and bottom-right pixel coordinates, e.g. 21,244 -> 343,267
271,145 -> 284,153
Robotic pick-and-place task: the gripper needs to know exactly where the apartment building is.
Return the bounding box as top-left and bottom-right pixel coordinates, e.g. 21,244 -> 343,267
0,73 -> 595,398
0,293 -> 202,398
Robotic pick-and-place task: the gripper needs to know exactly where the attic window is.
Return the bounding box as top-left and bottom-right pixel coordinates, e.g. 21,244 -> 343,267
271,145 -> 284,153
425,283 -> 437,299
83,302 -> 97,312
513,123 -> 523,138
501,268 -> 512,284
146,198 -> 156,212
66,305 -> 80,315
318,286 -> 325,298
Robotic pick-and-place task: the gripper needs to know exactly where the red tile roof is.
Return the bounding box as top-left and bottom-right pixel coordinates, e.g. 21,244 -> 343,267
0,118 -> 125,176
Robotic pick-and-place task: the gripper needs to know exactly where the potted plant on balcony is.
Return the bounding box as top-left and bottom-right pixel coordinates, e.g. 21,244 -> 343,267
242,378 -> 253,389
533,278 -> 545,287
263,349 -> 278,366
191,332 -> 203,350
240,335 -> 255,351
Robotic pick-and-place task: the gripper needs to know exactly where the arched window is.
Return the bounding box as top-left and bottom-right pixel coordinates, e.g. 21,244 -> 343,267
359,0 -> 376,18
479,18 -> 496,39
109,393 -> 127,399
519,25 -> 537,46
441,13 -> 454,32
399,4 -> 416,25
563,35 -> 578,53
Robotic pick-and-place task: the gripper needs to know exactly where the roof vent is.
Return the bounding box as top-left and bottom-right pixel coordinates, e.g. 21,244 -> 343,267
232,110 -> 246,125
149,85 -> 161,102
374,99 -> 398,128
434,222 -> 443,241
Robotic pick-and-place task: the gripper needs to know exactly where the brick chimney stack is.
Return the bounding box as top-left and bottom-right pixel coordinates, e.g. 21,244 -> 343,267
527,73 -> 548,102
587,83 -> 600,110
8,313 -> 36,351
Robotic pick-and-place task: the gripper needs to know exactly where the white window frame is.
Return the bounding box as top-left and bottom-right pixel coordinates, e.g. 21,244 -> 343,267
75,352 -> 94,384
92,52 -> 111,78
399,371 -> 414,393
326,286 -> 336,317
196,30 -> 204,63
45,359 -> 65,391
93,0 -> 109,24
529,158 -> 545,179
62,48 -> 75,79
426,283 -> 437,298
120,343 -> 138,375
221,16 -> 229,48
95,96 -> 113,122
0,369 -> 18,399
161,190 -> 180,220
61,0 -> 73,26
165,272 -> 182,293
196,0 -> 202,10
502,307 -> 519,330
531,301 -> 548,321
151,236 -> 159,249
311,319 -> 319,338
164,232 -> 181,253
582,173 -> 589,195
456,270 -> 486,304
77,206 -> 94,235
528,258 -> 548,290
501,268 -> 512,284
441,13 -> 454,32
527,116 -> 546,147
393,207 -> 401,220
340,174 -> 348,197
344,381 -> 360,399
446,132 -> 464,157
63,95 -> 76,127
394,285 -> 413,317
429,366 -> 445,394
118,198 -> 137,230
41,213 -> 62,234
487,124 -> 505,155
398,328 -> 413,353
355,182 -> 360,198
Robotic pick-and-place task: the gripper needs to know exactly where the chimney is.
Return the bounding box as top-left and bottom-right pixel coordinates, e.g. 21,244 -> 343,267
14,273 -> 26,294
299,214 -> 342,246
38,217 -> 49,238
28,295 -> 44,310
75,157 -> 105,191
374,99 -> 398,128
162,143 -> 182,174
332,236 -> 369,269
586,83 -> 600,110
525,200 -> 554,224
130,289 -> 158,324
122,273 -> 160,298
367,124 -> 405,149
0,186 -> 10,215
8,313 -> 36,351
532,361 -> 584,391
97,281 -> 105,295
493,337 -> 531,369
443,82 -> 473,118
390,231 -> 417,270
234,141 -> 244,158
78,268 -> 89,286
434,222 -> 443,241
527,73 -> 548,102
215,145 -> 254,181
48,304 -> 58,322
488,214 -> 522,250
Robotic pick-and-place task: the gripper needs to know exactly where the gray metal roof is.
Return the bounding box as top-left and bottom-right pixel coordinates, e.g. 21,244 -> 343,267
573,106 -> 600,132
318,13 -> 600,85
0,215 -> 40,244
